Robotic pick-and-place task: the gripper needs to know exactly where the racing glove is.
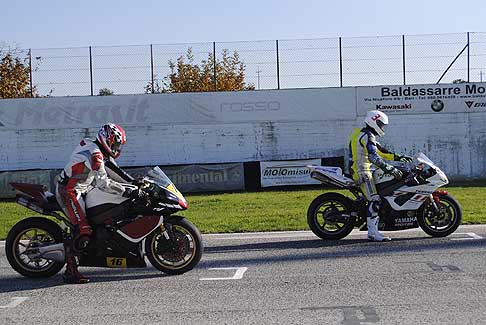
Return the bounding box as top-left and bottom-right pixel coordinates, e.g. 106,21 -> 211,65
394,154 -> 413,163
123,187 -> 148,202
382,165 -> 403,180
132,177 -> 146,187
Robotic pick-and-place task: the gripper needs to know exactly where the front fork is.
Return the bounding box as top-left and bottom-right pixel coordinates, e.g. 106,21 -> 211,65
430,190 -> 447,213
429,195 -> 440,213
160,224 -> 171,240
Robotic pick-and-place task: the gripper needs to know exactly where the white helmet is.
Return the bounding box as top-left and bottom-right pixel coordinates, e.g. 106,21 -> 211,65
364,110 -> 388,137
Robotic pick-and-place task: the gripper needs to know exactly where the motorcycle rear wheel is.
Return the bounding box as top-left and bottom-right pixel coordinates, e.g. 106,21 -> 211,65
417,194 -> 462,237
145,216 -> 203,275
5,217 -> 65,278
307,193 -> 354,240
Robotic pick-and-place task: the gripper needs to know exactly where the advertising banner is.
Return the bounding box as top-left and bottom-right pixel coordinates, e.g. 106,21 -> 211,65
357,82 -> 486,115
260,159 -> 321,187
0,88 -> 355,130
126,163 -> 245,193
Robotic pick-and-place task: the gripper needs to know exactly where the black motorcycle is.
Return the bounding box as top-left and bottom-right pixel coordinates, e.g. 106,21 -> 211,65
6,167 -> 203,278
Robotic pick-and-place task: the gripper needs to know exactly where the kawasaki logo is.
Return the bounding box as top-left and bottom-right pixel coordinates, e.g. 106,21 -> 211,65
375,103 -> 412,110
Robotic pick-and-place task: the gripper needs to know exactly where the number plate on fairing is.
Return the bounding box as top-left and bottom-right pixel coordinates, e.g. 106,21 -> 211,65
106,257 -> 127,268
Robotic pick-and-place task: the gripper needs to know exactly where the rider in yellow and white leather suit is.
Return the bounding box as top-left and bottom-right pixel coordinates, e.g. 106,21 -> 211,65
348,110 -> 412,241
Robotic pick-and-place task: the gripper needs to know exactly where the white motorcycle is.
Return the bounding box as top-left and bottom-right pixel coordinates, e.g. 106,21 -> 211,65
307,153 -> 462,240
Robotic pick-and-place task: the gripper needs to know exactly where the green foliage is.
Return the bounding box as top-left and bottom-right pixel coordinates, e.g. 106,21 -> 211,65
145,48 -> 255,93
452,79 -> 467,84
0,49 -> 36,98
98,88 -> 114,96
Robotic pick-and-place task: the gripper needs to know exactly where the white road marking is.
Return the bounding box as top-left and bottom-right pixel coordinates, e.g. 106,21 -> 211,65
210,233 -> 316,240
451,232 -> 483,240
0,297 -> 29,309
200,267 -> 248,281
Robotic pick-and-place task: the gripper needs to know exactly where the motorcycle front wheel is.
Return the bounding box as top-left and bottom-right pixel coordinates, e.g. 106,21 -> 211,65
417,194 -> 462,237
5,217 -> 65,278
307,193 -> 355,240
145,216 -> 203,275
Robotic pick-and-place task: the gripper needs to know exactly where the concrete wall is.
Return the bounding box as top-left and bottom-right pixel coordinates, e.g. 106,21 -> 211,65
1,82 -> 485,180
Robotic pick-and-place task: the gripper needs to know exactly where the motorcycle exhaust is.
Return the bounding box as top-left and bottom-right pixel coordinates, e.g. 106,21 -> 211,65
25,243 -> 65,263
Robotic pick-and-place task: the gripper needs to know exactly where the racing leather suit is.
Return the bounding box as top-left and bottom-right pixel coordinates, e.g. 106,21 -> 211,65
56,138 -> 133,234
348,126 -> 400,241
348,127 -> 395,200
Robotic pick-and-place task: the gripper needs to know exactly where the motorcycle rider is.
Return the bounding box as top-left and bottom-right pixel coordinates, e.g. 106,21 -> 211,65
56,123 -> 145,284
348,110 -> 412,242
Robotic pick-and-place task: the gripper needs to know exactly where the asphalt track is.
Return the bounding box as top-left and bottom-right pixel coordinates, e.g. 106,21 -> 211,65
2,225 -> 486,324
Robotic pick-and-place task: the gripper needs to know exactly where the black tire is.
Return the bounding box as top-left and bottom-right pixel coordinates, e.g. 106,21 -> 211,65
5,217 -> 65,278
145,216 -> 203,275
417,194 -> 462,237
307,193 -> 354,240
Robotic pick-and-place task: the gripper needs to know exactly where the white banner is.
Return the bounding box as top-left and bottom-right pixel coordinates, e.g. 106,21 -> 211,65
0,88 -> 355,130
260,159 -> 321,187
357,82 -> 486,115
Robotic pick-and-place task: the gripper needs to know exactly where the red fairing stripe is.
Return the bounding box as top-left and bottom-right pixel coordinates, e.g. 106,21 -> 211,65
179,199 -> 188,209
120,216 -> 161,240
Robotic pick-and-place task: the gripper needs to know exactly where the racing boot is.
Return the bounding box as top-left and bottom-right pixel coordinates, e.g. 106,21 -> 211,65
63,254 -> 90,284
73,223 -> 92,252
367,216 -> 391,242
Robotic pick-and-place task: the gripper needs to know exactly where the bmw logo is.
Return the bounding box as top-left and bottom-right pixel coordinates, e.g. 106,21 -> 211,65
431,99 -> 444,112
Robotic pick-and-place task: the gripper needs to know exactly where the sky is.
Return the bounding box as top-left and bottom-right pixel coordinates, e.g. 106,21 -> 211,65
1,0 -> 485,49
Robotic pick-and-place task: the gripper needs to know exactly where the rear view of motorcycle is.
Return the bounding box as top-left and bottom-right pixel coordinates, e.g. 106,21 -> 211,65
5,167 -> 203,279
306,153 -> 462,240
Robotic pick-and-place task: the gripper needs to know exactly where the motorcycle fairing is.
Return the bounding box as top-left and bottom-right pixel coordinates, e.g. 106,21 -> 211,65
307,166 -> 356,188
117,215 -> 163,243
85,187 -> 130,209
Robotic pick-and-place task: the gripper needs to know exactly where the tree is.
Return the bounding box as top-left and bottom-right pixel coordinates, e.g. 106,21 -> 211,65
452,79 -> 467,84
0,48 -> 36,98
146,48 -> 255,93
98,87 -> 114,96
144,75 -> 169,94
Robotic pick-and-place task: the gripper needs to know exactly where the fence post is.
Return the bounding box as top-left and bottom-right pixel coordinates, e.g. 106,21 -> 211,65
28,49 -> 33,97
89,46 -> 94,96
150,44 -> 155,93
276,40 -> 280,89
213,42 -> 217,91
402,35 -> 406,85
467,32 -> 470,82
339,37 -> 343,87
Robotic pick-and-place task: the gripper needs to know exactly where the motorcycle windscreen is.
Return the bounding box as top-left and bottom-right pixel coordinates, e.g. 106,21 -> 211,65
147,167 -> 187,208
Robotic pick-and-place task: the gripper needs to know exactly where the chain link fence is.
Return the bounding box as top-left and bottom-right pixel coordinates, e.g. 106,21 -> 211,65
10,32 -> 486,97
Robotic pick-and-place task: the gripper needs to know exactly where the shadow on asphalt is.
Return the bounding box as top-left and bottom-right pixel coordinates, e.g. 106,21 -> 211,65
198,236 -> 486,268
3,236 -> 486,293
0,268 -> 169,293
